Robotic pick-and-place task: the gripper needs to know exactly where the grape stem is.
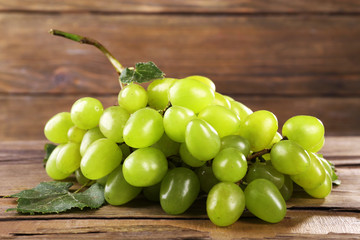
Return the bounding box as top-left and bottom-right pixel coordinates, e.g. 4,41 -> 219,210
49,29 -> 124,89
247,149 -> 271,161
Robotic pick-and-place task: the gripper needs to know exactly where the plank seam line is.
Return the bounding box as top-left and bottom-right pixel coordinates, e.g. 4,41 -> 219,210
1,9 -> 360,17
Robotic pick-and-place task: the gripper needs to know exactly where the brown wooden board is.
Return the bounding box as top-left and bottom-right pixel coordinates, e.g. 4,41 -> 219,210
0,14 -> 359,96
1,0 -> 360,13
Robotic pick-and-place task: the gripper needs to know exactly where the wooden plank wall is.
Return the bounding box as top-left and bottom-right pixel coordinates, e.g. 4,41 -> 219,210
0,1 -> 360,140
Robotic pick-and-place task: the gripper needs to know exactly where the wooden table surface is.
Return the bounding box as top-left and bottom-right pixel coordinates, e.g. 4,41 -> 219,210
0,137 -> 359,239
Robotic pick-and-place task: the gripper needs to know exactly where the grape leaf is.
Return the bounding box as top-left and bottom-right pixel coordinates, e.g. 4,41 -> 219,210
120,61 -> 165,84
7,182 -> 105,214
327,160 -> 341,186
43,143 -> 57,167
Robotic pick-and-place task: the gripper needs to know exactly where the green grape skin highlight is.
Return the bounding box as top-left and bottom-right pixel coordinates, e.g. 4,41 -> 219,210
169,78 -> 215,113
198,105 -> 240,138
147,78 -> 177,110
67,126 -> 86,143
196,165 -> 219,193
185,75 -> 216,91
70,97 -> 104,130
245,162 -> 285,189
270,140 -> 310,175
290,152 -> 326,189
163,106 -> 196,143
80,138 -> 122,180
56,142 -> 82,175
45,144 -> 71,180
213,92 -> 231,108
44,112 -> 74,144
230,101 -> 253,121
220,135 -> 250,156
123,108 -> 164,148
99,106 -> 130,143
282,115 -> 325,152
244,178 -> 286,223
160,167 -> 200,215
118,83 -> 148,113
212,148 -> 247,182
123,147 -> 168,187
206,182 -> 245,227
105,165 -> 142,205
179,143 -> 206,167
185,119 -> 221,161
80,127 -> 105,156
238,110 -> 278,152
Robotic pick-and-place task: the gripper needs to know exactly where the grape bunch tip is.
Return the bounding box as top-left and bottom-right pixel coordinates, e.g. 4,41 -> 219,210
39,30 -> 339,227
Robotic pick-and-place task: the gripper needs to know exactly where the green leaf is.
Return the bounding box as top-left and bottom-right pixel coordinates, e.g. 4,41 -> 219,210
120,61 -> 165,84
7,182 -> 105,214
43,143 -> 57,167
327,160 -> 341,186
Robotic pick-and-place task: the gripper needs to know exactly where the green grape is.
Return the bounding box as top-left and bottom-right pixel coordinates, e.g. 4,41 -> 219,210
96,175 -> 109,186
212,148 -> 247,182
223,95 -> 235,102
220,135 -> 250,156
308,136 -> 325,153
282,115 -> 325,151
196,165 -> 219,193
160,167 -> 200,215
213,92 -> 231,108
179,143 -> 206,167
279,175 -> 293,201
105,165 -> 142,205
207,182 -> 245,227
244,179 -> 286,223
185,119 -> 221,161
304,173 -> 332,198
67,126 -> 86,143
118,83 -> 148,113
81,138 -> 122,180
70,97 -> 104,130
143,182 -> 162,202
198,105 -> 240,138
56,142 -> 81,174
263,132 -> 283,160
44,112 -> 74,144
119,143 -> 131,160
238,110 -> 278,152
169,78 -> 215,113
290,152 -> 326,189
318,156 -> 333,178
80,127 -> 105,156
163,106 -> 196,142
246,162 -> 285,189
45,144 -> 71,180
185,75 -> 216,91
99,106 -> 130,143
123,147 -> 168,187
270,140 -> 310,175
123,108 -> 164,148
151,133 -> 180,157
75,169 -> 93,186
147,78 -> 177,110
230,101 -> 253,121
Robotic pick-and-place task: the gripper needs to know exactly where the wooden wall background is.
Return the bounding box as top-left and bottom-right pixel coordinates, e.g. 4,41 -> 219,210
1,1 -> 360,140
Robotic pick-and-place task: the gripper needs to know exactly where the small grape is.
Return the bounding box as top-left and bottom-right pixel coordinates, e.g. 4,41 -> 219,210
118,83 -> 148,113
71,97 -> 104,130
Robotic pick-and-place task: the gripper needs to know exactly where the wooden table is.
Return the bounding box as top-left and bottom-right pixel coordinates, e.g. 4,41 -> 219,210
0,137 -> 359,239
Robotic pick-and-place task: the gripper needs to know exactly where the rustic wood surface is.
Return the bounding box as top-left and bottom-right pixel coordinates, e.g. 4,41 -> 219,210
0,137 -> 359,239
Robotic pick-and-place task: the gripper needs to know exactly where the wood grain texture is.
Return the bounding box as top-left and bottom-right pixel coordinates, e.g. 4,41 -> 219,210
0,14 -> 359,96
1,95 -> 359,141
1,0 -> 360,13
0,212 -> 359,239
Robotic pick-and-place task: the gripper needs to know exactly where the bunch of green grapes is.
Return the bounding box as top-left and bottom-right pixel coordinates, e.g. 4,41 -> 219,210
43,30 -> 338,228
